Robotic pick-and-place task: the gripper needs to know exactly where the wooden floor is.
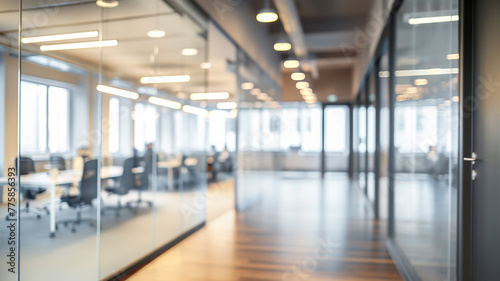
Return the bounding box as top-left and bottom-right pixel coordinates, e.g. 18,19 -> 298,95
127,173 -> 402,281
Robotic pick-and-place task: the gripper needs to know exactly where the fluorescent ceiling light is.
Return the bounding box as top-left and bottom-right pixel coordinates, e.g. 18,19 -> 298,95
284,60 -> 300,68
452,96 -> 459,102
274,42 -> 292,51
447,53 -> 459,60
241,82 -> 254,90
200,62 -> 212,69
395,68 -> 459,77
96,0 -> 119,8
97,85 -> 138,100
148,97 -> 181,109
296,81 -> 310,89
147,30 -> 166,38
190,92 -> 230,100
140,75 -> 191,84
291,72 -> 306,81
22,31 -> 98,44
217,102 -> 238,110
408,15 -> 458,25
181,48 -> 198,56
256,9 -> 278,23
183,105 -> 208,116
40,40 -> 117,51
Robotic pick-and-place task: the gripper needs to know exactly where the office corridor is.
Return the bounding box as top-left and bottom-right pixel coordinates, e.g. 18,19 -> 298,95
128,173 -> 402,281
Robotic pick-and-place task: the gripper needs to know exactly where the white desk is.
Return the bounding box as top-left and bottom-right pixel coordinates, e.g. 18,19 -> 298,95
157,158 -> 198,191
1,166 -> 123,237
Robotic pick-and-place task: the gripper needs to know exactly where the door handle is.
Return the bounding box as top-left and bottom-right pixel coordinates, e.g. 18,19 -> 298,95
464,152 -> 479,180
464,152 -> 478,164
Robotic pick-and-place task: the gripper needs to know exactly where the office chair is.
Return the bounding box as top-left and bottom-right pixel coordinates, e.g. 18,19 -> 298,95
127,151 -> 153,209
8,157 -> 49,220
49,155 -> 66,171
57,159 -> 98,233
102,157 -> 135,217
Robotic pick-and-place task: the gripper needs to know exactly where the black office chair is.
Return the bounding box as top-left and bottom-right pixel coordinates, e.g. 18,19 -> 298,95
49,155 -> 66,171
10,157 -> 49,220
57,159 -> 98,233
103,158 -> 136,217
127,151 -> 153,209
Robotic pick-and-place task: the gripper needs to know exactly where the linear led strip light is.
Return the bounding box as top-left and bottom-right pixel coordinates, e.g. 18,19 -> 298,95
183,105 -> 208,116
149,97 -> 182,109
408,15 -> 458,25
141,75 -> 191,84
379,68 -> 459,78
97,85 -> 139,100
22,31 -> 99,44
41,40 -> 118,51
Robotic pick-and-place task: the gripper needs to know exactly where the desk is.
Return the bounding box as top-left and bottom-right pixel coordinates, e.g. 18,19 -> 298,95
2,166 -> 124,237
157,158 -> 198,191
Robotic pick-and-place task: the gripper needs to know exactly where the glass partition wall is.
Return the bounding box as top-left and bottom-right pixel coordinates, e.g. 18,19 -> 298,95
392,0 -> 458,279
0,3 -> 20,281
0,0 -> 209,280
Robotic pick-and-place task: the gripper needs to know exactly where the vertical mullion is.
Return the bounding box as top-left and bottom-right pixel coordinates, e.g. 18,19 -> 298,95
374,60 -> 382,220
388,15 -> 397,239
458,0 -> 473,278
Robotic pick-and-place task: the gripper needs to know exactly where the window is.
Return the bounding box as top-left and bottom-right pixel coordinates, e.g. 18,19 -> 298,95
134,103 -> 157,152
209,110 -> 227,151
109,98 -> 120,154
301,107 -> 322,152
21,81 -> 69,154
325,106 -> 348,153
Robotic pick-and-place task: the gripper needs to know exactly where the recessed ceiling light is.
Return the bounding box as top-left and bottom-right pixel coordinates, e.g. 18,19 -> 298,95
256,0 -> 278,23
447,53 -> 459,60
284,60 -> 300,68
96,0 -> 119,8
200,62 -> 212,69
300,88 -> 313,95
250,88 -> 261,95
241,82 -> 254,90
257,93 -> 268,100
40,40 -> 118,51
140,75 -> 191,84
22,31 -> 99,44
181,48 -> 198,56
291,72 -> 305,81
257,9 -> 278,23
274,42 -> 291,51
147,30 -> 166,38
296,81 -> 310,90
414,79 -> 428,86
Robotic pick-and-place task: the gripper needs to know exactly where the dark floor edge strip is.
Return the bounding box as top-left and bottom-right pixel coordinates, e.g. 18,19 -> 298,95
103,221 -> 206,281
